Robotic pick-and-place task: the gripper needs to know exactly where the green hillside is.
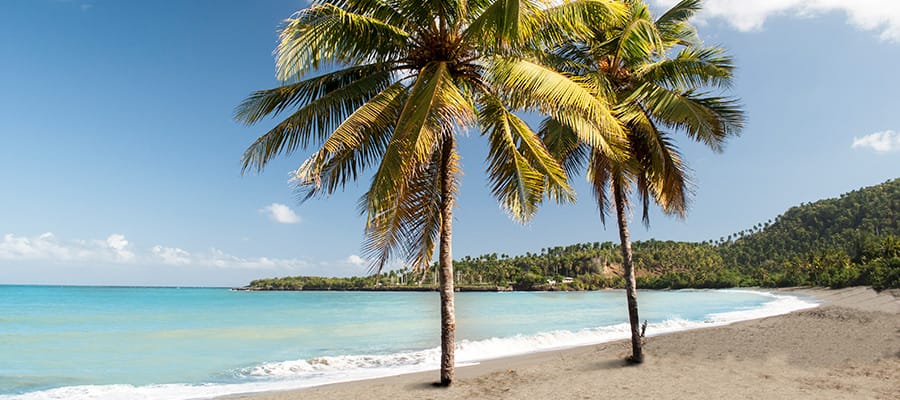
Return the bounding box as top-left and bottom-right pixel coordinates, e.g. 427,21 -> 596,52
248,179 -> 900,290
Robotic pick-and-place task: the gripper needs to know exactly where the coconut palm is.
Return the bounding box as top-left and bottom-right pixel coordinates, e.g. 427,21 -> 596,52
540,0 -> 744,363
235,0 -> 627,385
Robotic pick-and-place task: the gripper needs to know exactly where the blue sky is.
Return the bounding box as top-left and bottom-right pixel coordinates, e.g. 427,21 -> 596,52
1,0 -> 899,286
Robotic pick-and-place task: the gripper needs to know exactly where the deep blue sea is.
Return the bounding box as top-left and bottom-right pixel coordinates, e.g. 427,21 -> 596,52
0,286 -> 818,399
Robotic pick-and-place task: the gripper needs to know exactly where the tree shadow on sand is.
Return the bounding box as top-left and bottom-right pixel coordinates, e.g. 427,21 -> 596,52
590,358 -> 642,371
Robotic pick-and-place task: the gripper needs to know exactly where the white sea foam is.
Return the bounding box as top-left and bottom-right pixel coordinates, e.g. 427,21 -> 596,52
1,290 -> 818,400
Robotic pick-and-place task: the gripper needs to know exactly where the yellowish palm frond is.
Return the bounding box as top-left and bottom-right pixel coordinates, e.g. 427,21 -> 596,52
480,96 -> 574,222
526,0 -> 627,47
655,0 -> 701,46
485,56 -> 626,153
611,4 -> 662,66
276,3 -> 409,80
636,46 -> 734,90
623,110 -> 691,220
238,66 -> 395,173
538,117 -> 590,178
362,136 -> 459,273
624,83 -> 742,152
586,149 -> 614,225
365,62 -> 473,223
293,82 -> 408,200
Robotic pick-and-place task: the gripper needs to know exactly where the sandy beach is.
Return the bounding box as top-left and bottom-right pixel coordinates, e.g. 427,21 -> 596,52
227,287 -> 899,400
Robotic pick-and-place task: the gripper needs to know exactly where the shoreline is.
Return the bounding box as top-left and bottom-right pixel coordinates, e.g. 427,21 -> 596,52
223,287 -> 900,400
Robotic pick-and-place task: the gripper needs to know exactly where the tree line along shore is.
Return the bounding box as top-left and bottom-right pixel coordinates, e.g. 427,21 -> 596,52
245,178 -> 900,292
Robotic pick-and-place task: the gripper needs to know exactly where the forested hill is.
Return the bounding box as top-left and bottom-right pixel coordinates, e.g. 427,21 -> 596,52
247,179 -> 900,291
720,178 -> 898,271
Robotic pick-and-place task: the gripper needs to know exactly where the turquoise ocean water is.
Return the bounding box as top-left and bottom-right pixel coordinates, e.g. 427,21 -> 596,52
0,286 -> 817,399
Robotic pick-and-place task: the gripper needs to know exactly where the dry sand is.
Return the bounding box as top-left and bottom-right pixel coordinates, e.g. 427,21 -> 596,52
227,287 -> 900,400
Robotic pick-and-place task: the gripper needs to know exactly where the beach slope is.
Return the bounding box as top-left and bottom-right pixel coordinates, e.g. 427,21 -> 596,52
228,287 -> 899,400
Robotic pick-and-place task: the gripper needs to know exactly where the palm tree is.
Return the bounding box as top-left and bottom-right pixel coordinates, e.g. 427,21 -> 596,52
540,0 -> 744,363
235,0 -> 626,385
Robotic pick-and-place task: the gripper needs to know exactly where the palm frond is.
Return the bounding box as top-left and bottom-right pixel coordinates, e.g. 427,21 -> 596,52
276,3 -> 409,80
523,0 -> 628,49
655,0 -> 700,26
485,56 -> 626,154
542,42 -> 595,75
292,81 -> 408,200
361,147 -> 440,273
463,0 -> 526,47
238,65 -> 395,173
636,46 -> 735,90
624,83 -> 743,152
365,62 -> 473,219
327,0 -> 409,29
625,115 -> 691,219
394,0 -> 468,32
611,3 -> 662,66
587,149 -> 613,225
361,136 -> 459,273
654,0 -> 702,46
481,97 -> 574,221
538,117 -> 590,179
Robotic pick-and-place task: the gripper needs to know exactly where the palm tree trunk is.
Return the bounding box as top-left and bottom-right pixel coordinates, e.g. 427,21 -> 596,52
437,137 -> 456,385
613,180 -> 643,363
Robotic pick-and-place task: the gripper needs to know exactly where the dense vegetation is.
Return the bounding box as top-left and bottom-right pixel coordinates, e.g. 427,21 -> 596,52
248,179 -> 900,291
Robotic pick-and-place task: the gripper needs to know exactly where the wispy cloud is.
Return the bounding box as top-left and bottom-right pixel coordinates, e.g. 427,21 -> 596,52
151,245 -> 192,265
0,232 -> 135,263
0,232 -> 312,270
852,130 -> 900,153
259,203 -> 301,224
651,0 -> 900,42
203,248 -> 310,270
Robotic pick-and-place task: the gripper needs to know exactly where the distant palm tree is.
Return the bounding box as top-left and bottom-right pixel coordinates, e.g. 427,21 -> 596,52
235,0 -> 625,385
540,0 -> 744,362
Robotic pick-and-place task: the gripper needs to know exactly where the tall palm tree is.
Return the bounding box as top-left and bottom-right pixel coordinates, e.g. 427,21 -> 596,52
540,0 -> 744,363
235,0 -> 627,385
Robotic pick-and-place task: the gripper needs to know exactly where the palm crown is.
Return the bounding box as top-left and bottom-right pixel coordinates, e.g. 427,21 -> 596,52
541,0 -> 743,221
538,0 -> 745,363
235,0 -> 627,272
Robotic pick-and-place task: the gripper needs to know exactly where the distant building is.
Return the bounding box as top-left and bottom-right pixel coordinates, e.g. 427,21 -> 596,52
561,277 -> 574,284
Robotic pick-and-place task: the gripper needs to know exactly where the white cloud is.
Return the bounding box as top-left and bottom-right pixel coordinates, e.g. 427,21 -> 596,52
0,232 -> 134,263
152,245 -> 192,265
105,234 -> 135,262
852,130 -> 900,153
260,203 -> 301,224
0,232 -> 313,271
346,255 -> 366,266
203,248 -> 310,270
652,0 -> 900,42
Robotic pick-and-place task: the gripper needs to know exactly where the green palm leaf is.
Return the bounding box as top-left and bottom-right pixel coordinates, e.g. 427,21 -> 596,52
624,83 -> 742,152
485,56 -> 626,154
481,96 -> 574,221
276,4 -> 410,80
293,81 -> 408,200
637,46 -> 735,90
238,65 -> 395,173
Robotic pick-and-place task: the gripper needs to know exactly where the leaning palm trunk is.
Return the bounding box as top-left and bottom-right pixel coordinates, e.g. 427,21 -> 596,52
437,137 -> 456,385
613,180 -> 643,363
